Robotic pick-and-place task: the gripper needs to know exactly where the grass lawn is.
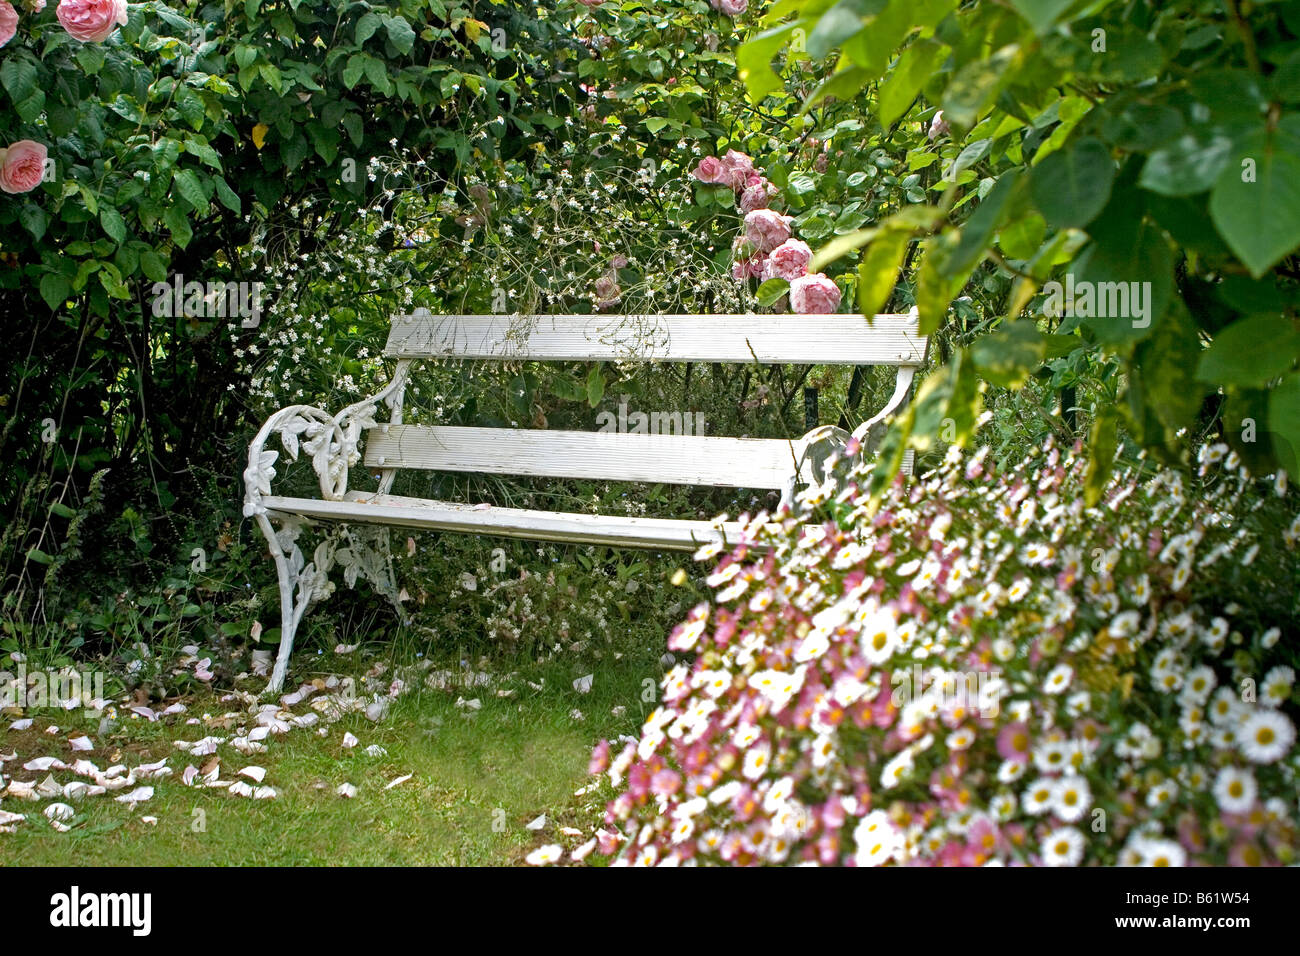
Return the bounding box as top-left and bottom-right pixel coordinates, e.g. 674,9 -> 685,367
1,641 -> 645,866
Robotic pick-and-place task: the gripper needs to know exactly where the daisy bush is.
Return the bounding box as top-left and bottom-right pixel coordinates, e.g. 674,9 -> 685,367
583,438 -> 1300,866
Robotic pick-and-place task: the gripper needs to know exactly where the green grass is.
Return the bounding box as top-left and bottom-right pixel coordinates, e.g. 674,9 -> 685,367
1,645 -> 646,866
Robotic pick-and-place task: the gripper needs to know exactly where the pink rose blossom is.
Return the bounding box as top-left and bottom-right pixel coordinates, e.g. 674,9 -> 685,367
711,0 -> 748,15
0,1 -> 17,47
790,273 -> 841,314
720,149 -> 756,190
929,110 -> 950,141
743,208 -> 793,253
594,274 -> 621,309
762,239 -> 813,281
731,254 -> 766,281
739,176 -> 778,214
56,0 -> 126,43
0,140 -> 47,194
577,0 -> 604,6
24,0 -> 45,10
689,155 -> 728,185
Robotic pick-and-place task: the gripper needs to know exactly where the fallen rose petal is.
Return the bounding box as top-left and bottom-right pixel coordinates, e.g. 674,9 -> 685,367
23,757 -> 66,772
102,764 -> 126,779
160,703 -> 187,716
68,736 -> 93,752
36,775 -> 62,798
342,732 -> 359,748
238,766 -> 267,783
573,674 -> 594,694
291,713 -> 319,728
228,781 -> 254,798
10,718 -> 33,731
335,643 -> 358,654
129,707 -> 157,721
251,650 -> 272,677
337,783 -> 357,798
252,786 -> 277,800
526,814 -> 546,831
560,826 -> 584,837
181,765 -> 199,786
141,816 -> 158,825
114,786 -> 154,805
383,774 -> 412,790
62,781 -> 91,800
571,838 -> 597,862
44,803 -> 74,822
247,725 -> 271,742
0,809 -> 27,825
364,744 -> 387,758
135,759 -> 169,778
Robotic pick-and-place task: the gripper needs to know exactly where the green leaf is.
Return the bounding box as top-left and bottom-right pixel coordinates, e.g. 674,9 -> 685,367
355,11 -> 382,45
737,22 -> 800,103
970,321 -> 1045,388
1,57 -> 38,105
39,273 -> 72,311
384,15 -> 416,55
877,39 -> 945,129
807,0 -> 866,60
1030,137 -> 1114,229
26,547 -> 53,565
163,205 -> 193,248
1196,315 -> 1300,388
213,176 -> 242,214
856,229 -> 910,317
1083,409 -> 1119,506
942,169 -> 1022,278
1009,0 -> 1073,34
1268,372 -> 1300,475
756,278 -> 790,307
18,203 -> 47,241
586,365 -> 605,408
1209,126 -> 1300,278
1139,130 -> 1234,197
171,168 -> 208,211
139,250 -> 167,283
343,54 -> 365,89
99,205 -> 126,244
941,45 -> 1019,128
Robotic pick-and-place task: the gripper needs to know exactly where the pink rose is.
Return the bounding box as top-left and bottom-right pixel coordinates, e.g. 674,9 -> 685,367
577,0 -> 604,6
690,155 -> 728,185
762,239 -> 813,282
731,253 -> 766,281
739,176 -> 778,214
790,273 -> 842,314
594,274 -> 621,309
24,0 -> 45,10
0,140 -> 47,194
712,0 -> 748,14
0,1 -> 17,47
55,0 -> 127,43
929,110 -> 950,141
720,149 -> 755,190
743,208 -> 794,253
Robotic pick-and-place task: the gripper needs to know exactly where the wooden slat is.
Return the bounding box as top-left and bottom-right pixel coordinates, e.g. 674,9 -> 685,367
262,494 -> 759,552
384,311 -> 927,364
363,425 -> 798,489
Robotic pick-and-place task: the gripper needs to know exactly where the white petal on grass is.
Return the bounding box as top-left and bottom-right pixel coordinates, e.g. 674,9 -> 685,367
68,736 -> 94,752
364,745 -> 387,757
571,839 -> 597,862
22,757 -> 66,772
36,775 -> 62,798
342,732 -> 359,748
525,844 -> 562,866
252,786 -> 277,800
525,814 -> 546,831
0,809 -> 27,825
573,674 -> 594,694
383,774 -> 413,790
114,786 -> 154,806
10,719 -> 33,731
44,803 -> 74,823
141,816 -> 159,825
238,766 -> 267,783
228,781 -> 254,798
337,783 -> 358,799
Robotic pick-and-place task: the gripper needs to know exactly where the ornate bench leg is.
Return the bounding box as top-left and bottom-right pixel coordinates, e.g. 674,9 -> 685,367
253,512 -> 338,695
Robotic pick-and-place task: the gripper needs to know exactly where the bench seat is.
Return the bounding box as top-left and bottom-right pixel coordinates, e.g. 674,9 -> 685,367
261,492 -> 753,552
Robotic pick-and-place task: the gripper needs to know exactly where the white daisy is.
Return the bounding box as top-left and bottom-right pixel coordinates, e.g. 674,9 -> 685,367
525,844 -> 563,865
1052,776 -> 1091,823
1021,778 -> 1055,816
1212,766 -> 1257,813
1262,666 -> 1295,708
1043,664 -> 1073,695
1040,826 -> 1085,866
1239,710 -> 1295,764
853,810 -> 902,867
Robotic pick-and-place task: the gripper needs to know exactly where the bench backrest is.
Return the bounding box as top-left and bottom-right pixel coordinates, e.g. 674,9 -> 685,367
365,311 -> 927,491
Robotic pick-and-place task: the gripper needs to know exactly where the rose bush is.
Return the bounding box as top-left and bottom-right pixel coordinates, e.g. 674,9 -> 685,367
579,438 -> 1299,866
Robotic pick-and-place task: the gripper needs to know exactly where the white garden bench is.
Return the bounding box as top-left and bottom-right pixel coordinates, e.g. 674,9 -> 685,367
243,309 -> 927,691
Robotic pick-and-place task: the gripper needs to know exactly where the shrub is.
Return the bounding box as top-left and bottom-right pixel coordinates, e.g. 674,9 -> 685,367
583,437 -> 1299,866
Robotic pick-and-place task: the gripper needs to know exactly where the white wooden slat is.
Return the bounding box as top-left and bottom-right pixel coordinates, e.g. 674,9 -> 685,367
363,425 -> 800,489
384,311 -> 927,365
261,494 -> 759,552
